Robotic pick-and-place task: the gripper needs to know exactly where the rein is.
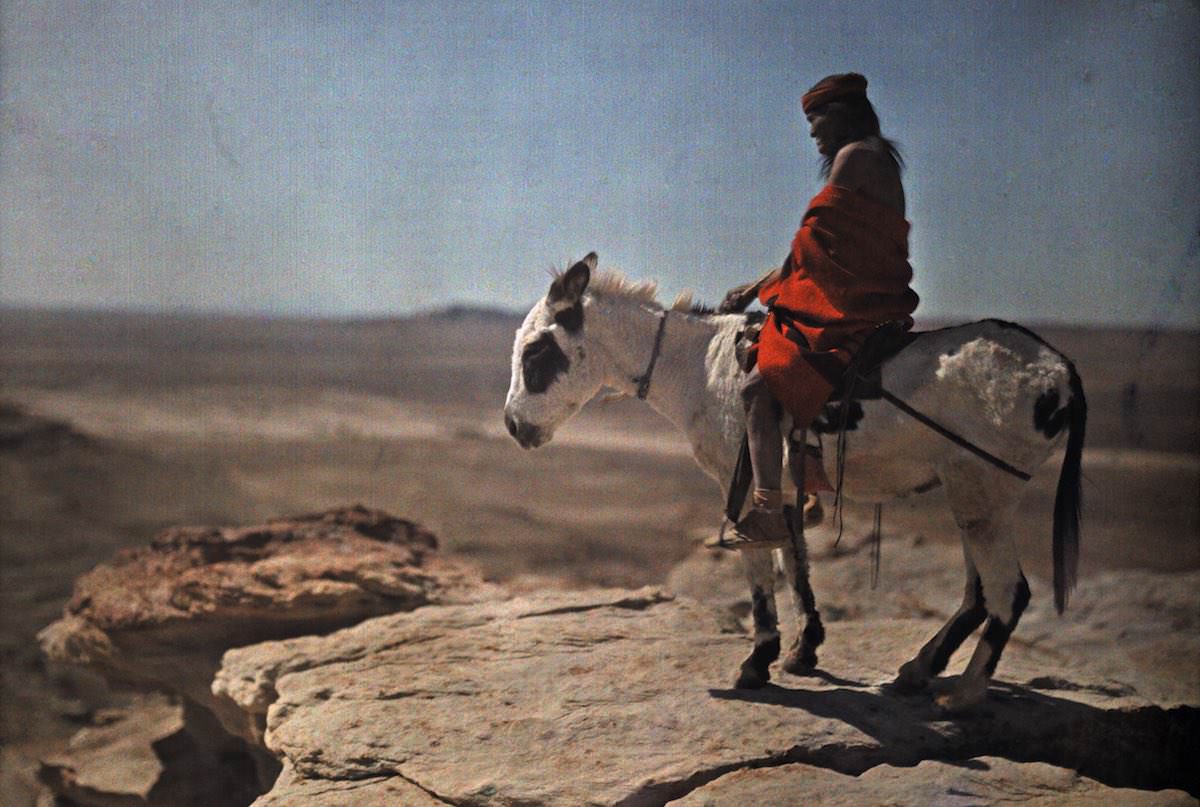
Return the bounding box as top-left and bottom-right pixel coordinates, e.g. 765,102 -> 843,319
633,310 -> 669,400
879,389 -> 1032,481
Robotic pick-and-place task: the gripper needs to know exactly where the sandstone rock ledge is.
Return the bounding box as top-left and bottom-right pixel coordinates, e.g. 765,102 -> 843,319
39,506 -> 495,739
37,694 -> 262,807
36,506 -> 498,805
214,588 -> 1198,806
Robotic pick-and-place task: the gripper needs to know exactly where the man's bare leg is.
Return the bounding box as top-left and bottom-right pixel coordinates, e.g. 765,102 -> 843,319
731,368 -> 792,548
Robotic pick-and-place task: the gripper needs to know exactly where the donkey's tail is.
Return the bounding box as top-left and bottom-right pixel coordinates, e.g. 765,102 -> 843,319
1052,363 -> 1087,614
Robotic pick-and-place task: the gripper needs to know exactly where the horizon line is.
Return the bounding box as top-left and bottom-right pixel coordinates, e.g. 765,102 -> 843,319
2,301 -> 1197,334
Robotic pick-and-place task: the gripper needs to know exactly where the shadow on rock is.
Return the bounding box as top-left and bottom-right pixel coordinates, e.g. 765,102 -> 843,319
709,677 -> 1200,796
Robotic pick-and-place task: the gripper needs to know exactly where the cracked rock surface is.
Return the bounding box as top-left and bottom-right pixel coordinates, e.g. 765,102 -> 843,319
214,588 -> 1197,806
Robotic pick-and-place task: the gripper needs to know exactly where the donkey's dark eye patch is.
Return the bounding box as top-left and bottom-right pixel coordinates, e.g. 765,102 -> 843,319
522,332 -> 570,393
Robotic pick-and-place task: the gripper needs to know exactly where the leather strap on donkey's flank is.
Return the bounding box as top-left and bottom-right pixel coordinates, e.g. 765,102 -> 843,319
880,389 -> 1033,482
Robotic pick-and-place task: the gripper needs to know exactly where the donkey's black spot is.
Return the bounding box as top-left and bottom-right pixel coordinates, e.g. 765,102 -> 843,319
981,575 -> 1031,676
811,400 -> 864,434
521,333 -> 570,394
1034,388 -> 1067,439
553,301 -> 584,333
928,575 -> 987,676
1013,574 -> 1032,614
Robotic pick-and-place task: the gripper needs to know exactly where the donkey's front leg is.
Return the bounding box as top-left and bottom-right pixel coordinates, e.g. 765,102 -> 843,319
779,510 -> 824,674
779,429 -> 824,674
734,549 -> 780,689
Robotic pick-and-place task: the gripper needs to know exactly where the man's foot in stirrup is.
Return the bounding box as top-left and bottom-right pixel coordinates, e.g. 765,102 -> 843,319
728,507 -> 792,549
710,488 -> 788,550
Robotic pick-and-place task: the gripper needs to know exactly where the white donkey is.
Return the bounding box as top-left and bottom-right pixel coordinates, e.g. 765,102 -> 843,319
503,253 -> 1085,711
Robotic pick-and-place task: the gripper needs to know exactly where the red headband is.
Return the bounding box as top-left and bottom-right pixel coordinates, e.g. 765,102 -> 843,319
802,73 -> 868,114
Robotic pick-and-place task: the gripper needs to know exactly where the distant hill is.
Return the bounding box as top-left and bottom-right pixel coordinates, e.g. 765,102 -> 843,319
421,303 -> 522,323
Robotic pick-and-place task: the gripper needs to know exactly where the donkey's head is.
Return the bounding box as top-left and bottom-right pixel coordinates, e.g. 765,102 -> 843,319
504,252 -> 605,448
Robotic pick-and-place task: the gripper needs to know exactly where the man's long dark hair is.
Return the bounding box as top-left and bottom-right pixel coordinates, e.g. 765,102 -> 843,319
816,95 -> 904,179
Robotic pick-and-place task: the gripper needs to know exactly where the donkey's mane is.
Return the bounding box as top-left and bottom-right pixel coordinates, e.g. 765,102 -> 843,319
587,269 -> 661,306
554,265 -> 711,314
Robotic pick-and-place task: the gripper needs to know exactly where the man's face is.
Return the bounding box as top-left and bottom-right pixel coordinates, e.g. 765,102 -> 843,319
806,106 -> 845,157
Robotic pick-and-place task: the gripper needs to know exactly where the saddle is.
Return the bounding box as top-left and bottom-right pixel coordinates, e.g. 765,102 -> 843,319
736,317 -> 920,403
832,320 -> 920,400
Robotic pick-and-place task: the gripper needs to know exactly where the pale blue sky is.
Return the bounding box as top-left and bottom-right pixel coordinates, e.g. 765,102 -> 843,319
2,1 -> 1197,326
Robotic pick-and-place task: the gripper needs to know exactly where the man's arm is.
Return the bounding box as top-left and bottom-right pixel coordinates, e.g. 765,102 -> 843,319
718,266 -> 781,313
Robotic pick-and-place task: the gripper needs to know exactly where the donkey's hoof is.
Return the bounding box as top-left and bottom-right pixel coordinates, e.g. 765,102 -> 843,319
733,663 -> 769,690
935,681 -> 988,713
782,647 -> 818,675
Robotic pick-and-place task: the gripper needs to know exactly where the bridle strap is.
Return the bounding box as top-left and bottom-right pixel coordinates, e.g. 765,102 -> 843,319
633,310 -> 669,400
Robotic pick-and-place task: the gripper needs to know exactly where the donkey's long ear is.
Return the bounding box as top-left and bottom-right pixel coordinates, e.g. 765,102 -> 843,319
548,252 -> 596,306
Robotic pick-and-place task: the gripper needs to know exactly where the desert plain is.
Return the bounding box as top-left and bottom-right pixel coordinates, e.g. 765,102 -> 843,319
0,304 -> 1196,805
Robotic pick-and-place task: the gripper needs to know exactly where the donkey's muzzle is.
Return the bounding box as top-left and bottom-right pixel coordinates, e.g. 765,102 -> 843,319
504,412 -> 543,449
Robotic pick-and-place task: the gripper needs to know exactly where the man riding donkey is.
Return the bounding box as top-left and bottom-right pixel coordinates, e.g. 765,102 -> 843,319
716,72 -> 919,549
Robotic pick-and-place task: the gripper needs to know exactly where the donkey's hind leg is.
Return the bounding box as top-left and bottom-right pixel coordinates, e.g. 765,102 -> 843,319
893,556 -> 985,693
734,548 -> 781,689
939,558 -> 1030,711
933,469 -> 1030,711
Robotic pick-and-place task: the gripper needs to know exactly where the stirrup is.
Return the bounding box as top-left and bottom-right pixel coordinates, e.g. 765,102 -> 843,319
706,507 -> 792,551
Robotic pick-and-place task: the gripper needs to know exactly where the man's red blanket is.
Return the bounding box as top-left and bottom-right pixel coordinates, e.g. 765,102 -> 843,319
756,184 -> 919,426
